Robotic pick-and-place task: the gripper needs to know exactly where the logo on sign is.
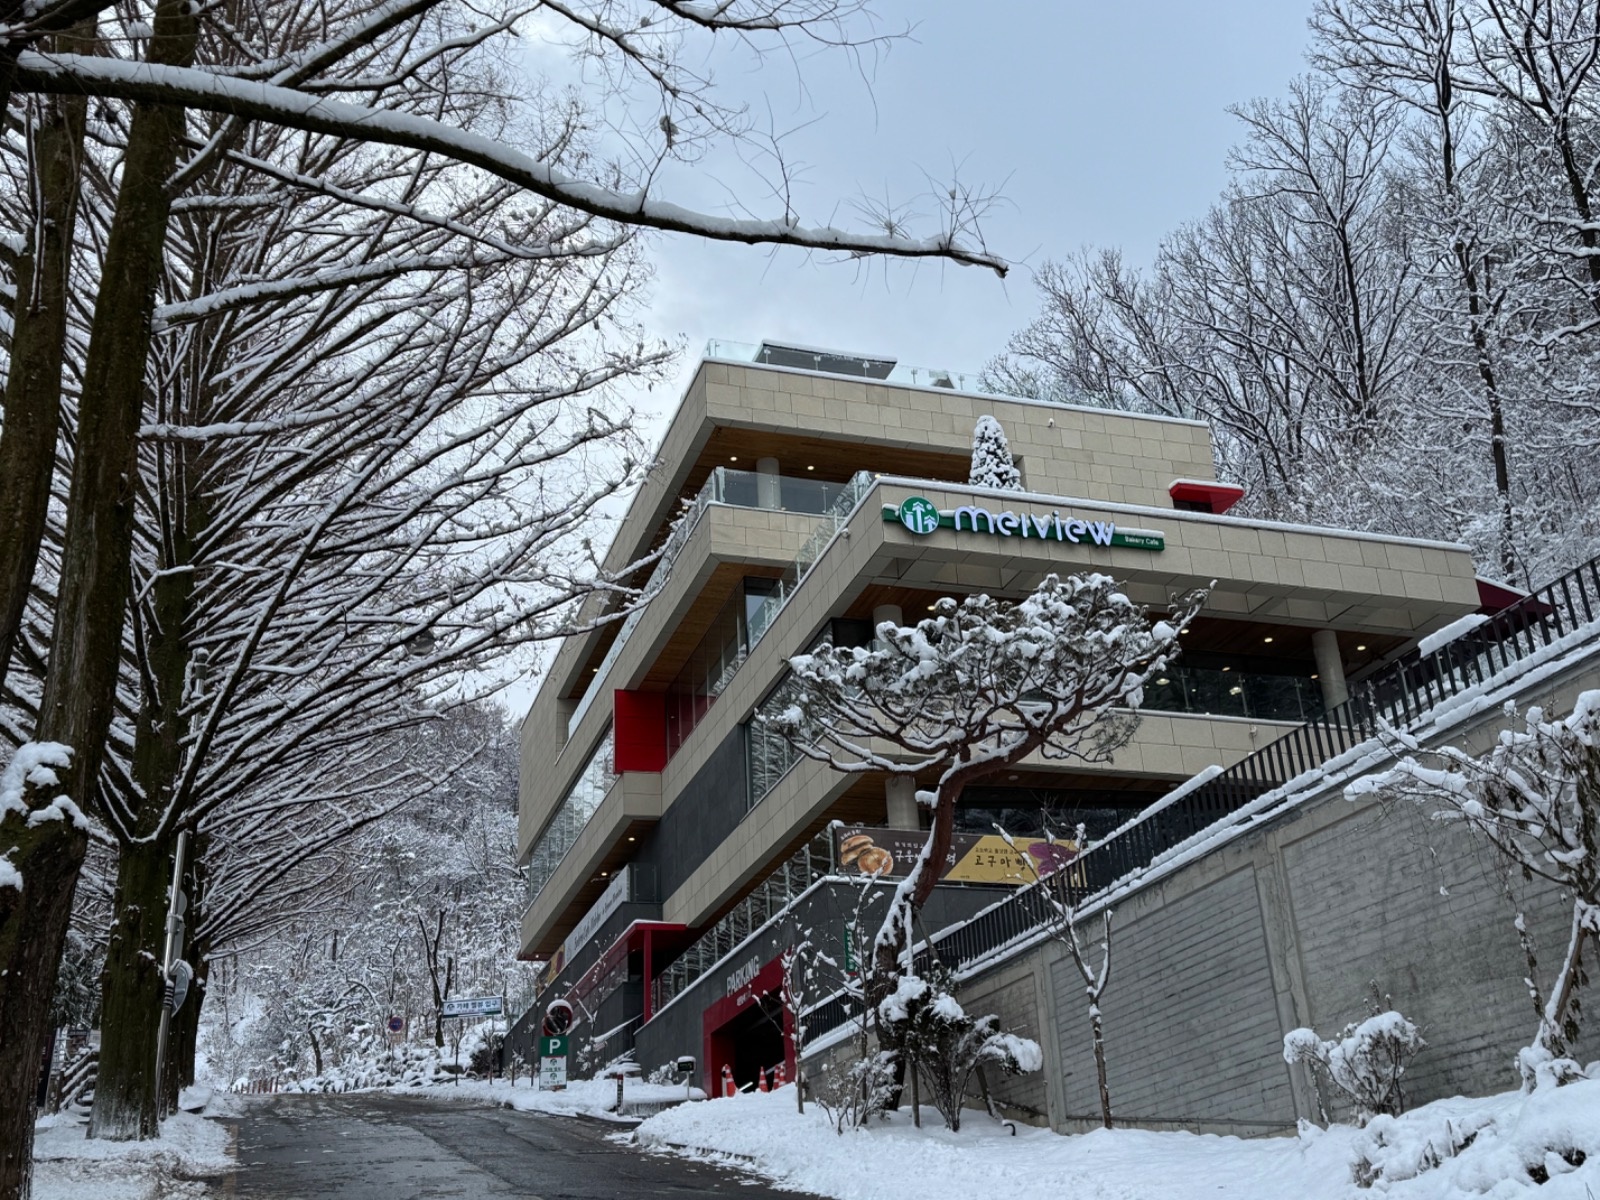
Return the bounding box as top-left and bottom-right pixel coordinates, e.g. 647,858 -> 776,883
725,956 -> 761,998
897,496 -> 941,535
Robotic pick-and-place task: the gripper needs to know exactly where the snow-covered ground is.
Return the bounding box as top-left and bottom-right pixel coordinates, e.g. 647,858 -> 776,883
633,1081 -> 1600,1199
31,1095 -> 234,1200
410,1074 -> 705,1122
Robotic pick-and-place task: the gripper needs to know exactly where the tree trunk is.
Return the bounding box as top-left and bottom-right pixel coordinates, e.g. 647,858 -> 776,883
0,783 -> 89,1200
88,838 -> 176,1140
0,49 -> 90,694
1091,1006 -> 1113,1129
0,3 -> 197,1188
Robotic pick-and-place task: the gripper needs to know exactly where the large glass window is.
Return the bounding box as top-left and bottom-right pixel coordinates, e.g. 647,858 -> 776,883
1140,664 -> 1322,723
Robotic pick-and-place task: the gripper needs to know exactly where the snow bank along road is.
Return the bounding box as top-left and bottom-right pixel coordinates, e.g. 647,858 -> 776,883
219,1092 -> 823,1198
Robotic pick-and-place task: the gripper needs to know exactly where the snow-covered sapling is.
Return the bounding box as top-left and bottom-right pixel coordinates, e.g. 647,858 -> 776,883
969,415 -> 1024,491
1000,822 -> 1115,1129
1283,1008 -> 1424,1124
1346,694 -> 1600,1091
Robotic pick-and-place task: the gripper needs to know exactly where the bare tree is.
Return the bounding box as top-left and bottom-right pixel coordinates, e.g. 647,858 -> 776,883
1347,693 -> 1600,1090
0,0 -> 1011,1183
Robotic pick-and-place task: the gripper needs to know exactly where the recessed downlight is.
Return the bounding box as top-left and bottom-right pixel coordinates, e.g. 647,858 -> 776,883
1356,644 -> 1368,652
1263,636 -> 1274,644
729,455 -> 739,462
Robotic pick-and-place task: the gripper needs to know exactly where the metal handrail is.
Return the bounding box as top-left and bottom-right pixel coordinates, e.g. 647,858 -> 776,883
799,552 -> 1600,1044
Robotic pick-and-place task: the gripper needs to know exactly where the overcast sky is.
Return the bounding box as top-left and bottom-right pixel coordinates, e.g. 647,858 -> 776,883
502,2 -> 1317,710
624,0 -> 1317,431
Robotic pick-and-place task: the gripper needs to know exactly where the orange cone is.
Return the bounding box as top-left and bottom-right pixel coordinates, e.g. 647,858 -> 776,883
776,1062 -> 787,1087
722,1064 -> 735,1098
757,1068 -> 769,1093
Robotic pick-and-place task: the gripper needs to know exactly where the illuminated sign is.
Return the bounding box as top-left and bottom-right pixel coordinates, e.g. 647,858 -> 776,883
884,498 -> 1163,551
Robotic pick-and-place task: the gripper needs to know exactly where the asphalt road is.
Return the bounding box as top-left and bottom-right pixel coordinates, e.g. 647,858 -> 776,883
218,1092 -> 814,1199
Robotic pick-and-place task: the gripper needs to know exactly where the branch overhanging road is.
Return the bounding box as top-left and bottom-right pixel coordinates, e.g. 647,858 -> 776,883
218,1092 -> 819,1199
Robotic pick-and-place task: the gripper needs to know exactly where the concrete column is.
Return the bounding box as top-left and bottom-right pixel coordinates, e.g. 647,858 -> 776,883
756,456 -> 781,509
885,774 -> 919,829
1311,629 -> 1349,711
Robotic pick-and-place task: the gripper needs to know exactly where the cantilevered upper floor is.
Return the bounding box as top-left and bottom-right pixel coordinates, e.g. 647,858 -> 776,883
516,343 -> 1488,963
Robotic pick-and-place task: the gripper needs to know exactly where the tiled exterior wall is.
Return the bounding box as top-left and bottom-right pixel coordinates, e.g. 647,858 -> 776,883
954,648 -> 1600,1135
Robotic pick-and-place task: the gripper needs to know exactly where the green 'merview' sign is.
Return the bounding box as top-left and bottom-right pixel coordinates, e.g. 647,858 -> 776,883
884,497 -> 1165,552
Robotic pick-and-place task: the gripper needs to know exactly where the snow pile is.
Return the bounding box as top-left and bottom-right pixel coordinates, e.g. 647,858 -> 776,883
441,1075 -> 704,1122
32,1108 -> 232,1200
1354,1078 -> 1600,1193
633,1082 -> 1600,1199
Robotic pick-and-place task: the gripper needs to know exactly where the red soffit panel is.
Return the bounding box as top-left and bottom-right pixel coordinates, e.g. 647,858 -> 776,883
1168,479 -> 1246,515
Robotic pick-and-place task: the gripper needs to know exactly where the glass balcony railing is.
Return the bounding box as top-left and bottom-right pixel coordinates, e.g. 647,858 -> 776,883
525,728 -> 617,910
566,467 -> 870,739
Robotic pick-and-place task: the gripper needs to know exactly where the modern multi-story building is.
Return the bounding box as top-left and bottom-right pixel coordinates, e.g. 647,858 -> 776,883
511,340 -> 1506,1096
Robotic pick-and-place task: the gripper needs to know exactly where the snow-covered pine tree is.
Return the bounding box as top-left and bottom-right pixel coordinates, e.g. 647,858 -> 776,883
969,415 -> 1024,490
770,573 -> 1206,1023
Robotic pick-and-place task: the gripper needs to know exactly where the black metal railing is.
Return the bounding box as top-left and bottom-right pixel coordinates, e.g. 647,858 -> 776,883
800,552 -> 1600,1045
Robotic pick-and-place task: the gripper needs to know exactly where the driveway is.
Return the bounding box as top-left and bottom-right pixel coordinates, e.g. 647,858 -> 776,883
219,1092 -> 815,1199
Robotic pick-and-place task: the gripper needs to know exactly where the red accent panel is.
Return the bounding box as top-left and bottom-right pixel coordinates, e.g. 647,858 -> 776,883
1169,480 -> 1246,514
702,954 -> 785,1096
1475,576 -> 1530,614
613,690 -> 667,773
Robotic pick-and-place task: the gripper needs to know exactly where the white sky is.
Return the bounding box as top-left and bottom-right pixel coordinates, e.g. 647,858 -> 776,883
500,1 -> 1317,714
628,0 -> 1316,427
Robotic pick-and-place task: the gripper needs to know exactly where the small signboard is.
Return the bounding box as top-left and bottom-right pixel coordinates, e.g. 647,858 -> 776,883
834,825 -> 1080,886
540,1054 -> 568,1090
441,995 -> 503,1018
386,1016 -> 405,1034
539,1033 -> 569,1091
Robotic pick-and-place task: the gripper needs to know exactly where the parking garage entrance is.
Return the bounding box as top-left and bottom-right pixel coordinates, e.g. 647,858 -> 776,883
702,953 -> 792,1095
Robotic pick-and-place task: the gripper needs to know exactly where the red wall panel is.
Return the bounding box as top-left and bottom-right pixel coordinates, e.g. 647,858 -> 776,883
613,690 -> 667,773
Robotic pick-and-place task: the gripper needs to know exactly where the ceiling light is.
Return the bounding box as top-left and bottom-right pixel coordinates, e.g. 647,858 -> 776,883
1310,673 -> 1319,680
1229,686 -> 1243,696
807,465 -> 815,471
1221,666 -> 1231,673
627,836 -> 635,842
1356,644 -> 1368,652
1007,773 -> 1019,781
927,604 -> 937,611
729,455 -> 738,462
1263,636 -> 1274,644
1156,678 -> 1169,686
599,871 -> 608,877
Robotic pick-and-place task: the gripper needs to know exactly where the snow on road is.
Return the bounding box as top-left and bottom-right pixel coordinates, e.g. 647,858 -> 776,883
633,1081 -> 1600,1199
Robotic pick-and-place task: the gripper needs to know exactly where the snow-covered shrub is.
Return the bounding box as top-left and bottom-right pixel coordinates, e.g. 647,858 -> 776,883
879,964 -> 1042,1132
969,415 -> 1023,491
1350,1078 -> 1600,1190
1284,1009 -> 1424,1124
813,1050 -> 899,1134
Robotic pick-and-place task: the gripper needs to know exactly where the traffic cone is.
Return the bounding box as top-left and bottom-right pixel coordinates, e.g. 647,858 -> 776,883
757,1067 -> 769,1093
775,1062 -> 786,1087
722,1064 -> 735,1098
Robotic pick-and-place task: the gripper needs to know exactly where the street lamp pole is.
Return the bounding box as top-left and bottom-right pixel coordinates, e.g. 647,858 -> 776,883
152,828 -> 189,1118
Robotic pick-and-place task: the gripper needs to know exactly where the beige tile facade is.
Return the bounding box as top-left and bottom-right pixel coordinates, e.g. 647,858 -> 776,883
516,356 -> 1486,959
